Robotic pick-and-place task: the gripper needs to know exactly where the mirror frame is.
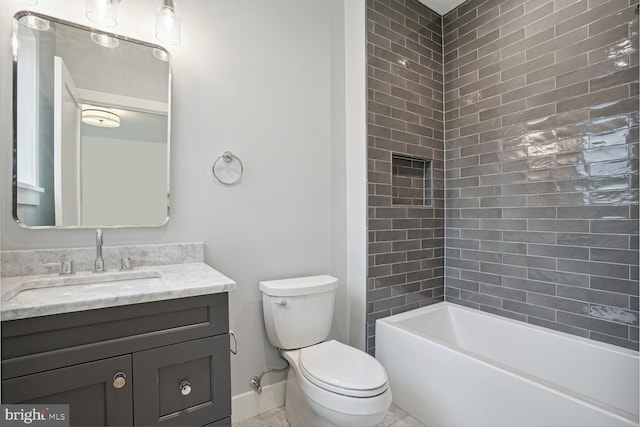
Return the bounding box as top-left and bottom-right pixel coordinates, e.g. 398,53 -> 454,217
12,11 -> 172,229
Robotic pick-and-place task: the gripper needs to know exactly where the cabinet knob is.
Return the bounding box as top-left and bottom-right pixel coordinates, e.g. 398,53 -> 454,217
180,380 -> 192,396
113,372 -> 126,389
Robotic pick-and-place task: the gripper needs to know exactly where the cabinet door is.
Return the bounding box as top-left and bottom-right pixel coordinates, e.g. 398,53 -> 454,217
1,355 -> 133,426
133,335 -> 230,426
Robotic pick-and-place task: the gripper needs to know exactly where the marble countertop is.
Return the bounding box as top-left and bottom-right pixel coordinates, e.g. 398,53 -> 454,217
1,262 -> 236,321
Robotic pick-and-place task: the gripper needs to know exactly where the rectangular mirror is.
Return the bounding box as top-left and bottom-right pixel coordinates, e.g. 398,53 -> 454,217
12,11 -> 171,228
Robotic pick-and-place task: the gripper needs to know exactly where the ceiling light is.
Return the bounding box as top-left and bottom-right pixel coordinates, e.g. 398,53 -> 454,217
82,107 -> 120,128
155,0 -> 181,45
14,0 -> 38,5
90,32 -> 119,48
86,0 -> 121,28
19,15 -> 50,31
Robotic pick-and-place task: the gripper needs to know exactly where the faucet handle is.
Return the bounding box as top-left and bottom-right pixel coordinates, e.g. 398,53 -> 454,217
94,259 -> 106,273
60,260 -> 75,275
120,257 -> 132,270
43,261 -> 75,275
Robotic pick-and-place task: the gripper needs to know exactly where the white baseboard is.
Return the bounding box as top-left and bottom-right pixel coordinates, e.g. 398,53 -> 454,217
231,380 -> 286,424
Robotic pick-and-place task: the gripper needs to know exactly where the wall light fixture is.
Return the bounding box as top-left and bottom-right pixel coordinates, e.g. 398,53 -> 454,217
86,0 -> 121,28
155,0 -> 181,45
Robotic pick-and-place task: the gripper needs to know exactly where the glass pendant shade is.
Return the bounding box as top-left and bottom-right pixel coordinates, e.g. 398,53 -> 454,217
155,0 -> 181,45
86,0 -> 120,28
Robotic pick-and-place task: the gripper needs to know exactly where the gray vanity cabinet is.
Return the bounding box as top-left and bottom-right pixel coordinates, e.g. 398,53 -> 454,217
1,294 -> 231,427
2,355 -> 134,426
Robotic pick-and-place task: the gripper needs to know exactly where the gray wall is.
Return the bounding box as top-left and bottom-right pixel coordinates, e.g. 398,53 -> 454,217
444,0 -> 639,350
366,0 -> 446,355
0,0 -> 366,408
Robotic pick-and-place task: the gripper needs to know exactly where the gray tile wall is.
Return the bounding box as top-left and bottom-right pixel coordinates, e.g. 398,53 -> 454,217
444,0 -> 639,350
366,0 -> 445,354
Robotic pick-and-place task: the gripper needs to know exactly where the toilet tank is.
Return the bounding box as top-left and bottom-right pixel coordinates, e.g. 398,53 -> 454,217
259,275 -> 338,350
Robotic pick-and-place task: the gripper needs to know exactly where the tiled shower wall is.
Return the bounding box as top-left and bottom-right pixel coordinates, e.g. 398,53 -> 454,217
444,0 -> 639,349
366,0 -> 445,354
367,0 -> 639,352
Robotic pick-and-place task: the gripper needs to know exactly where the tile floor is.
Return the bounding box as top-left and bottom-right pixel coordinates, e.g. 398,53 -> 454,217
232,403 -> 426,427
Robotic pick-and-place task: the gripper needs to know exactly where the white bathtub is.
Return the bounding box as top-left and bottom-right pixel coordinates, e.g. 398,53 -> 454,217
376,302 -> 639,427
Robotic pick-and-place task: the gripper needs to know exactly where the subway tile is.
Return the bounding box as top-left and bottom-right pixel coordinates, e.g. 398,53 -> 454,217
501,27 -> 554,60
447,277 -> 480,292
557,259 -> 631,279
559,24 -> 631,63
526,0 -> 588,36
591,248 -> 639,265
478,28 -> 526,59
528,82 -> 590,109
504,231 -> 556,244
460,290 -> 503,308
557,85 -> 630,114
481,262 -> 527,278
527,54 -> 588,85
590,305 -> 638,325
557,311 -> 629,338
528,292 -> 590,315
480,283 -> 527,302
591,97 -> 638,120
480,219 -> 528,230
460,269 -> 503,286
557,206 -> 630,219
528,219 -> 589,232
527,26 -> 588,61
461,229 -> 503,240
589,63 -> 638,92
503,276 -> 557,295
373,294 -> 407,312
460,249 -> 503,263
590,276 -> 639,296
529,244 -> 590,260
503,299 -> 556,321
447,238 -> 481,250
556,0 -> 628,36
480,240 -> 528,254
591,219 -> 639,234
375,251 -> 407,265
528,268 -> 590,287
557,233 -> 629,249
502,253 -> 557,269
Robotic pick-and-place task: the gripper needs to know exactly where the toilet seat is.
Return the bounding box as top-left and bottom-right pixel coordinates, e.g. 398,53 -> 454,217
299,340 -> 388,398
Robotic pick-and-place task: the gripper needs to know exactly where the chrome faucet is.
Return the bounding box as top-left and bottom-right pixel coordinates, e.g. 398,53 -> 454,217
94,228 -> 106,272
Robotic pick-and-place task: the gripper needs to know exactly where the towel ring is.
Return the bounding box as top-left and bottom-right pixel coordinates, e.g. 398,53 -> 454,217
212,151 -> 243,185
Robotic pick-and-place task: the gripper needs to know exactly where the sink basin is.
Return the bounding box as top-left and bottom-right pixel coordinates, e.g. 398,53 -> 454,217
2,270 -> 164,301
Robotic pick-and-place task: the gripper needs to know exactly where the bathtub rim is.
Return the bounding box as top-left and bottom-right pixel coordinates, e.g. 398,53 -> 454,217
377,301 -> 639,358
375,302 -> 639,424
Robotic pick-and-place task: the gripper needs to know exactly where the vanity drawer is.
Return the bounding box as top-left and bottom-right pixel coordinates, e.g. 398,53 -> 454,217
133,335 -> 231,426
2,294 -> 228,379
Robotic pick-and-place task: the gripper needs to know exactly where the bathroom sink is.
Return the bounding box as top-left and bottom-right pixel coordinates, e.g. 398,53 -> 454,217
2,270 -> 164,301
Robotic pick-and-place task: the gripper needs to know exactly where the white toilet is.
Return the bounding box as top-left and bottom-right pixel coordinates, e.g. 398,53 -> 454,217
259,275 -> 392,427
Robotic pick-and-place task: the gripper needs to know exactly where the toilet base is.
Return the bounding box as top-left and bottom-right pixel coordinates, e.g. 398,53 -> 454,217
285,369 -> 337,427
284,368 -> 390,427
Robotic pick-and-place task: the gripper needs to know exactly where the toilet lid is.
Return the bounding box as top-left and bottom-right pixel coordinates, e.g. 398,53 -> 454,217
299,340 -> 388,398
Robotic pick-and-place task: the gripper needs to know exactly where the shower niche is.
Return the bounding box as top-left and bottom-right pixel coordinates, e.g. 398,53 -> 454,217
391,154 -> 432,207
